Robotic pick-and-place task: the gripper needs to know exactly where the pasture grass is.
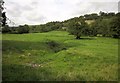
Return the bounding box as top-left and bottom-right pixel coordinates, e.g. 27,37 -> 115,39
2,31 -> 118,81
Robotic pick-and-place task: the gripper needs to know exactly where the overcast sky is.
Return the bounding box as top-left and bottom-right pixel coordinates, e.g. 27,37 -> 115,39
4,0 -> 119,26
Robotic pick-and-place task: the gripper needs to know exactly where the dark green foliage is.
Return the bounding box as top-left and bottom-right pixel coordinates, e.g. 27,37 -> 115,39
2,11 -> 119,39
63,12 -> 118,38
99,11 -> 116,19
2,25 -> 11,33
89,22 -> 98,36
116,12 -> 120,16
82,26 -> 91,36
107,12 -> 115,17
45,40 -> 67,53
2,12 -> 7,26
110,16 -> 120,38
9,27 -> 18,34
2,25 -> 29,34
28,21 -> 63,33
29,25 -> 44,33
67,19 -> 88,39
17,25 -> 29,34
90,18 -> 113,37
45,21 -> 62,31
98,19 -> 112,37
99,11 -> 108,17
0,0 -> 7,26
84,13 -> 99,20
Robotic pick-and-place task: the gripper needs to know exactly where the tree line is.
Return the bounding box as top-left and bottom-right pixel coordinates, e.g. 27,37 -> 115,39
2,11 -> 120,39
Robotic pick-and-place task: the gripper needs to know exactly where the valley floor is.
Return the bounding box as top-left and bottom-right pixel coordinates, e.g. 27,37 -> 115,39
2,31 -> 118,81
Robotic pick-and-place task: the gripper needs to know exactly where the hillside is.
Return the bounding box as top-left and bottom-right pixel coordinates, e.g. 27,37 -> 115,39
2,31 -> 118,81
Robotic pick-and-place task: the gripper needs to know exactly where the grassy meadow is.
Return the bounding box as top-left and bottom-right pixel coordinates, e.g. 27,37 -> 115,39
2,31 -> 118,81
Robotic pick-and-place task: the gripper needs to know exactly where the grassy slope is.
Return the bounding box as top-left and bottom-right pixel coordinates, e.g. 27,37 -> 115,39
2,31 -> 118,81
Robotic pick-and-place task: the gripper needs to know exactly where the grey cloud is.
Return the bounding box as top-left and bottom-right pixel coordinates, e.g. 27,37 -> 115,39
90,2 -> 118,12
71,2 -> 93,16
54,0 -> 64,5
6,0 -> 35,17
6,5 -> 22,17
118,1 -> 120,12
26,15 -> 47,23
4,0 -> 119,25
72,2 -> 118,16
31,1 -> 39,5
22,5 -> 34,11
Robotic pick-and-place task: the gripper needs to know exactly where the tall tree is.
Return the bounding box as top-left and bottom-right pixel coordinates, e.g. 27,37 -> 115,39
0,0 -> 6,26
0,0 -> 4,26
67,19 -> 87,39
110,14 -> 120,38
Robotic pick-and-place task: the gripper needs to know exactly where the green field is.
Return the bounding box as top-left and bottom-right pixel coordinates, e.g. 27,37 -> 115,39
2,31 -> 118,81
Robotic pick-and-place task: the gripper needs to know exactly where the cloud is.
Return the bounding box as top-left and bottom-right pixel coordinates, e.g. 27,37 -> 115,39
25,12 -> 47,24
4,0 -> 119,25
72,2 -> 118,17
90,2 -> 118,12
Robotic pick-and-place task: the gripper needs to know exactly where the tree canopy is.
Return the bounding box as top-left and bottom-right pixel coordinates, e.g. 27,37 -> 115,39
2,11 -> 120,39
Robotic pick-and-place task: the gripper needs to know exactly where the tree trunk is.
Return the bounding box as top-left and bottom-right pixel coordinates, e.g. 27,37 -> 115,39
76,35 -> 80,39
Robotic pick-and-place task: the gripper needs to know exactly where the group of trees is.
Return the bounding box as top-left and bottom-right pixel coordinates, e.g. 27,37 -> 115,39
2,25 -> 29,34
2,21 -> 63,34
64,12 -> 120,39
29,21 -> 62,33
110,14 -> 120,38
1,11 -> 120,39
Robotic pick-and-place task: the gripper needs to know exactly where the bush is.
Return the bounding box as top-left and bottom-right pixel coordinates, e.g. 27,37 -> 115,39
45,40 -> 67,53
2,25 -> 11,33
110,17 -> 120,38
17,25 -> 29,34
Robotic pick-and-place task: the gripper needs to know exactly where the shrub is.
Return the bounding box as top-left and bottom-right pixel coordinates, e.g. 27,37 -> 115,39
2,25 -> 11,33
17,25 -> 29,34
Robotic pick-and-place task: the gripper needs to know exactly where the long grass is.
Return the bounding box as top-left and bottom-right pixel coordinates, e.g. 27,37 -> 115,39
2,31 -> 118,81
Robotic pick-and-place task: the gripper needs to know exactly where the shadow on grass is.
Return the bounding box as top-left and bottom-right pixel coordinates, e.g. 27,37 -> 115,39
2,64 -> 55,81
2,40 -> 68,53
75,37 -> 96,40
